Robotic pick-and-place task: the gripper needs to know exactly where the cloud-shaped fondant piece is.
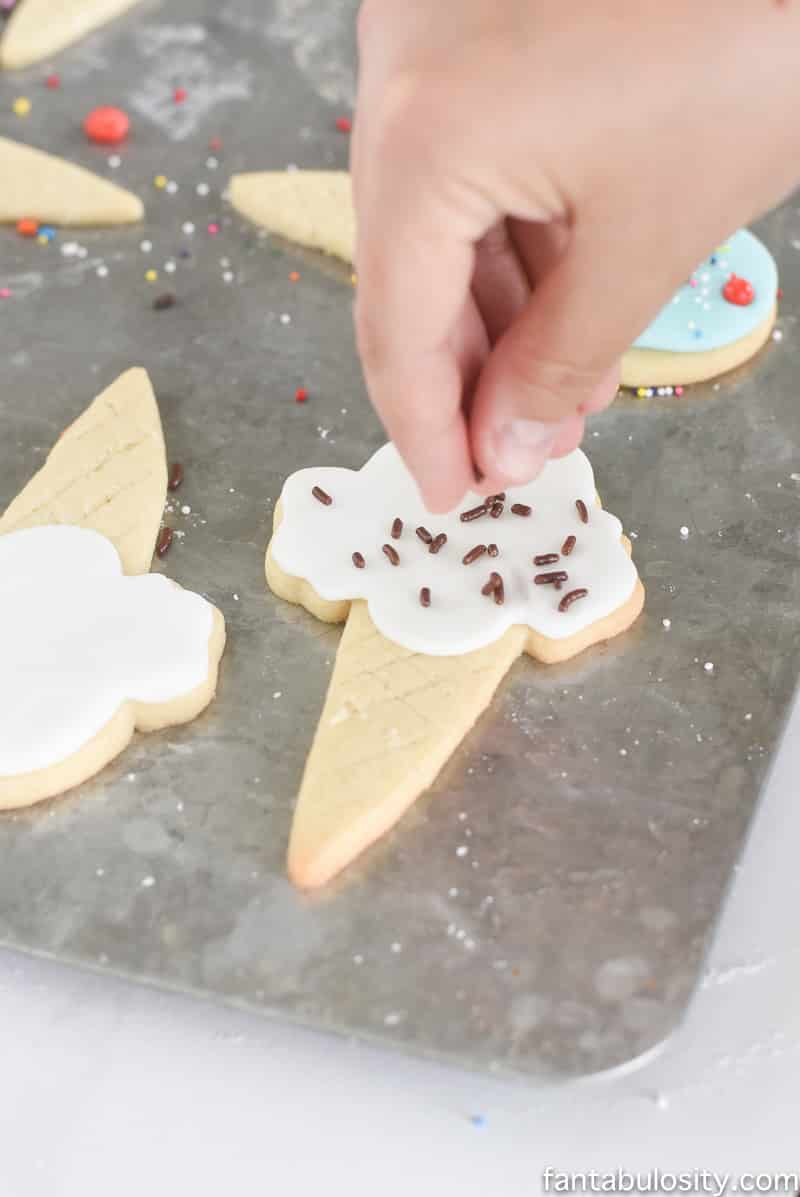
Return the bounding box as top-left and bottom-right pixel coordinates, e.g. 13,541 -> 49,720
0,525 -> 220,779
270,443 -> 639,656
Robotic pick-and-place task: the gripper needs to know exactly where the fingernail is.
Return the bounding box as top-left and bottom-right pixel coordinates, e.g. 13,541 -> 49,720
492,418 -> 557,482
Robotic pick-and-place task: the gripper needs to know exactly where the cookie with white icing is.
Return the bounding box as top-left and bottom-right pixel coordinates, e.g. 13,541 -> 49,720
0,0 -> 142,70
621,229 -> 778,387
0,138 -> 143,226
266,444 -> 644,889
0,371 -> 225,809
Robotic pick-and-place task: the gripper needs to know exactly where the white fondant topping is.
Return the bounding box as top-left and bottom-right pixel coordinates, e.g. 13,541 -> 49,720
0,526 -> 215,777
271,444 -> 639,656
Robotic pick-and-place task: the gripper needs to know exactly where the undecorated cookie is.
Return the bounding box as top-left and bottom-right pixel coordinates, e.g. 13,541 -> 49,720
229,170 -> 354,263
267,444 -> 644,888
621,229 -> 778,387
0,0 -> 142,69
0,137 -> 143,225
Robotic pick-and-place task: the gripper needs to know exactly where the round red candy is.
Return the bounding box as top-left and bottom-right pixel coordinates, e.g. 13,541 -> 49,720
723,274 -> 755,307
84,106 -> 130,145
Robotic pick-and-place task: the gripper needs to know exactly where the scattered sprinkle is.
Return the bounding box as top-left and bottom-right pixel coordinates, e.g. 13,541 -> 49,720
295,387 -> 308,403
173,86 -> 187,104
335,115 -> 352,133
196,182 -> 210,197
141,875 -> 156,888
144,269 -> 158,283
207,223 -> 219,236
679,526 -> 690,539
704,661 -> 714,673
662,618 -> 671,629
154,175 -> 168,189
12,96 -> 31,117
96,265 -> 109,278
182,221 -> 195,236
45,74 -> 60,90
140,239 -> 153,253
155,527 -> 173,557
180,504 -> 191,515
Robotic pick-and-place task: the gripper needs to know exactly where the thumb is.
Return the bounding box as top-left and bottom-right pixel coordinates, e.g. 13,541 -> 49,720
469,238 -> 628,487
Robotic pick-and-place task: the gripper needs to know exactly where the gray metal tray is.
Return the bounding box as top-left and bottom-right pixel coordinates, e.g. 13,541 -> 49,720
0,0 -> 798,1079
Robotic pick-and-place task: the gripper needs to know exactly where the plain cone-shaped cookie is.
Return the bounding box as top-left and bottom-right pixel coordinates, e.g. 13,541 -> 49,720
0,368 -> 167,575
0,0 -> 142,69
0,138 -> 143,225
287,600 -> 528,889
229,170 -> 355,263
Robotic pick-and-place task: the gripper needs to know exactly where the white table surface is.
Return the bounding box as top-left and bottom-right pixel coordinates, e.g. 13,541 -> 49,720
1,698 -> 796,1195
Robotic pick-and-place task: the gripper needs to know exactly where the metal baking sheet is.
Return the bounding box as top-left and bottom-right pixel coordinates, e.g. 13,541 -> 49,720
0,0 -> 798,1079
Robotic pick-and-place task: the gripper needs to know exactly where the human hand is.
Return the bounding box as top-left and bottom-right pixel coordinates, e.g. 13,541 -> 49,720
352,0 -> 800,510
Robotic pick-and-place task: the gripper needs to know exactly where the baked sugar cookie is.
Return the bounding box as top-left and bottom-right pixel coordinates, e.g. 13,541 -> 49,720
0,137 -> 143,225
267,444 -> 644,888
0,367 -> 165,574
229,170 -> 354,263
0,371 -> 226,808
621,229 -> 778,387
0,0 -> 142,69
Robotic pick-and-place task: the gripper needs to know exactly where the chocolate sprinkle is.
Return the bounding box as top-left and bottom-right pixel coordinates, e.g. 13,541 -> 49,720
460,503 -> 488,523
487,543 -> 499,557
493,574 -> 505,605
153,292 -> 176,311
576,499 -> 589,524
312,485 -> 332,506
382,543 -> 400,566
416,526 -> 433,544
156,527 -> 173,557
490,501 -> 504,519
535,570 -> 569,586
352,551 -> 365,569
462,544 -> 487,565
168,462 -> 184,491
481,576 -> 497,596
534,553 -> 559,566
420,586 -> 431,608
561,534 -> 577,556
429,533 -> 447,554
559,587 -> 589,612
391,517 -> 403,539
511,503 -> 531,517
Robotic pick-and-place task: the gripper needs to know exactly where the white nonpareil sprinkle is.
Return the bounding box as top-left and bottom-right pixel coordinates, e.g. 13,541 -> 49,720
140,239 -> 152,253
223,271 -> 234,283
181,504 -> 191,515
164,260 -> 176,273
182,221 -> 195,235
390,942 -> 402,953
280,313 -> 291,324
166,180 -> 178,195
141,876 -> 156,888
662,618 -> 671,629
679,526 -> 690,538
456,845 -> 469,857
196,182 -> 210,196
108,154 -> 121,168
206,156 -> 218,169
272,691 -> 282,699
61,241 -> 81,257
619,748 -> 628,757
773,329 -> 783,342
353,954 -> 364,965
383,1012 -> 404,1026
704,662 -> 714,673
96,265 -> 108,278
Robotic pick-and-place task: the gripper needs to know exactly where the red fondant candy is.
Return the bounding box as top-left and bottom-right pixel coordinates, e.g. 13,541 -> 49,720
723,274 -> 755,306
84,106 -> 130,145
